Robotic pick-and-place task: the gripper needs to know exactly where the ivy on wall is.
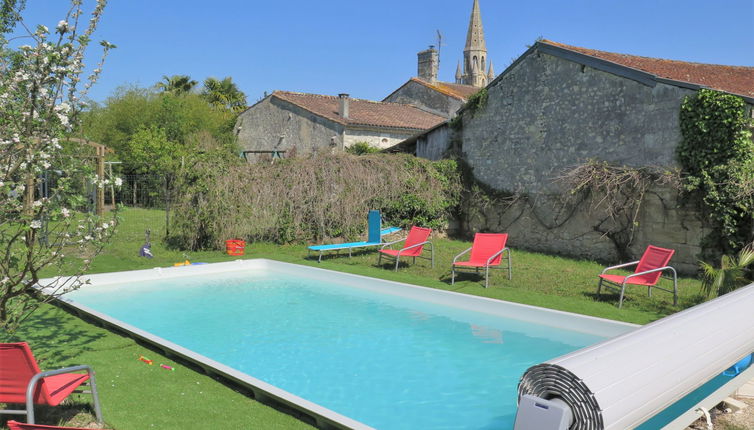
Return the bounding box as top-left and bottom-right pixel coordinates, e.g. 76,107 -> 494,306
678,89 -> 754,255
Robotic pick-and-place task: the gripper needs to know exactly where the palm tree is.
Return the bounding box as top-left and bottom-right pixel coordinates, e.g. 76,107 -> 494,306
700,244 -> 754,297
156,75 -> 197,95
201,77 -> 247,112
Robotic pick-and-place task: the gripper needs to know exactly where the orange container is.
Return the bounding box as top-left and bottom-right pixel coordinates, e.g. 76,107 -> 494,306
225,239 -> 246,256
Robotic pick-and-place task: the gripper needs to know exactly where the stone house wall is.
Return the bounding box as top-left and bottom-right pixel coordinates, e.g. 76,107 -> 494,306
344,128 -> 419,149
456,50 -> 709,273
383,80 -> 465,118
416,124 -> 451,160
235,96 -> 344,156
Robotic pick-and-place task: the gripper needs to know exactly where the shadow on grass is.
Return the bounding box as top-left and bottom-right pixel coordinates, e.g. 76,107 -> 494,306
1,305 -> 106,367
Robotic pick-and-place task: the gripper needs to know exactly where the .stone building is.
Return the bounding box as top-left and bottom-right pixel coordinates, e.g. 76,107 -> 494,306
400,39 -> 754,272
235,91 -> 445,159
383,0 -> 492,118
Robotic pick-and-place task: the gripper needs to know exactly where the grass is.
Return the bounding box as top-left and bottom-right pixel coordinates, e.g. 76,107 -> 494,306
2,207 -> 708,429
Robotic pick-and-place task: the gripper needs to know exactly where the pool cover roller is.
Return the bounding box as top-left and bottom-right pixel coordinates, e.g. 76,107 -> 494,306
515,283 -> 754,430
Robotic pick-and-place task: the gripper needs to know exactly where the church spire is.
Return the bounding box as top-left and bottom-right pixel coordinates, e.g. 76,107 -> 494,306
455,61 -> 463,83
487,61 -> 495,80
461,0 -> 489,88
464,0 -> 486,52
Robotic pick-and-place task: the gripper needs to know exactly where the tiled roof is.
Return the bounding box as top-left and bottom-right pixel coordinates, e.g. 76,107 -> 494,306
272,91 -> 446,130
541,40 -> 754,98
410,78 -> 480,100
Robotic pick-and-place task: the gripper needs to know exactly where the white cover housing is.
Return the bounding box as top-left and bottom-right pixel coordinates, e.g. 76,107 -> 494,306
518,283 -> 754,430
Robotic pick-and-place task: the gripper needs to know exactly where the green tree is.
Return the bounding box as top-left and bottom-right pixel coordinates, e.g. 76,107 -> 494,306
201,76 -> 247,112
156,74 -> 197,95
82,88 -> 237,176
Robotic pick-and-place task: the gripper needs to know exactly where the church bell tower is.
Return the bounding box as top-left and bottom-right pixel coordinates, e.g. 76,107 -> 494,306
456,0 -> 493,87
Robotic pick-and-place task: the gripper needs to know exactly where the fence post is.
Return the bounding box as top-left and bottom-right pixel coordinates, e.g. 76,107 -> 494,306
165,175 -> 170,238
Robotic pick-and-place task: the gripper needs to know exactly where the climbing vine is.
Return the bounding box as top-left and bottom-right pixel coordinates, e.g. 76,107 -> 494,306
560,160 -> 680,260
678,89 -> 754,254
465,88 -> 488,117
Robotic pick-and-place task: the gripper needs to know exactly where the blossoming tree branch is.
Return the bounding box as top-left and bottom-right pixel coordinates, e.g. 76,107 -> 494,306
0,0 -> 117,332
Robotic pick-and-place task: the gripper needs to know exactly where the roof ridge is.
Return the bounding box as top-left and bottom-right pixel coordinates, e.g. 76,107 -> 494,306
541,40 -> 754,70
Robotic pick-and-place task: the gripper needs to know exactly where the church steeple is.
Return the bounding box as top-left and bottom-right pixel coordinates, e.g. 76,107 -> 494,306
457,0 -> 489,88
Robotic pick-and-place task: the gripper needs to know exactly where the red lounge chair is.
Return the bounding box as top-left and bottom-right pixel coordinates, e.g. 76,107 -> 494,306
452,233 -> 512,288
597,245 -> 678,308
7,420 -> 108,430
378,226 -> 434,271
0,343 -> 103,425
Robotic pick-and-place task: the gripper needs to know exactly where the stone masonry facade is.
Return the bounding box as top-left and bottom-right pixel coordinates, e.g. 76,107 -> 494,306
458,50 -> 709,273
236,96 -> 343,157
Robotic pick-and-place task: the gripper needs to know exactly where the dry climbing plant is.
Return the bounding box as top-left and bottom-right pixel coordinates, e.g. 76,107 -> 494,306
559,160 -> 680,260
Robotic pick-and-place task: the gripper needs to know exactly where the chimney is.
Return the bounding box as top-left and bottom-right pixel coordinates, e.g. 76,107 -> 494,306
338,93 -> 349,119
417,46 -> 439,83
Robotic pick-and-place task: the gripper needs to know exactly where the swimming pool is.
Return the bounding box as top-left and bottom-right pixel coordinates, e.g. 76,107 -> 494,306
56,260 -> 637,429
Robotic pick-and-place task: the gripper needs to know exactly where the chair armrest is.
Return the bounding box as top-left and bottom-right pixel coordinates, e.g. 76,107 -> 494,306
380,238 -> 405,250
453,247 -> 472,264
601,260 -> 640,274
624,266 -> 677,282
27,365 -> 94,404
396,240 -> 432,257
486,247 -> 508,265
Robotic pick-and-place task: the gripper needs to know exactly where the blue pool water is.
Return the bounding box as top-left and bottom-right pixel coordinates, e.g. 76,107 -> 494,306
69,268 -> 610,429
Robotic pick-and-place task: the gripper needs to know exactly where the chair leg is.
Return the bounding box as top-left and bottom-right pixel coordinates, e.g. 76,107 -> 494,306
378,252 -> 382,266
89,373 -> 103,424
26,399 -> 36,424
394,256 -> 400,271
596,278 -> 603,295
648,285 -> 652,297
507,252 -> 512,280
618,282 -> 627,309
485,266 -> 490,288
672,275 -> 678,306
451,267 -> 456,285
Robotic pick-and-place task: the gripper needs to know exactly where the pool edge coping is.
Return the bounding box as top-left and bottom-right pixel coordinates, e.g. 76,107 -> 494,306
41,258 -> 640,429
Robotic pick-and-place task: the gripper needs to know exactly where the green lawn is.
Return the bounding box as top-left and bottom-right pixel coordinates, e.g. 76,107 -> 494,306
2,207 -> 707,429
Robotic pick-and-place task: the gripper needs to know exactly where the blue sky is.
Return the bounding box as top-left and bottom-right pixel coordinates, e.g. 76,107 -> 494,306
15,0 -> 754,104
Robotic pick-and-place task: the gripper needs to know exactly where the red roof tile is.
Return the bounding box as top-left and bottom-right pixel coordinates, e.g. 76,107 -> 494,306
541,40 -> 754,98
409,78 -> 480,100
272,91 -> 446,130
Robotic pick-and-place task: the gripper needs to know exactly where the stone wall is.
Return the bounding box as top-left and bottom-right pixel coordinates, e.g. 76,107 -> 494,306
462,51 -> 695,194
416,124 -> 451,160
457,185 -> 707,274
344,127 -> 418,149
384,80 -> 465,118
235,96 -> 343,156
456,50 -> 708,273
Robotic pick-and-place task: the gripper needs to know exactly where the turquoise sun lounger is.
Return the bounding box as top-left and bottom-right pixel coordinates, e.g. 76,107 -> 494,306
308,210 -> 401,262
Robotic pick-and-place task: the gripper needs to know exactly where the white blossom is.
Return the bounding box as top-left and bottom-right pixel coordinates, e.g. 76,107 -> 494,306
30,220 -> 42,229
61,207 -> 70,218
114,177 -> 123,186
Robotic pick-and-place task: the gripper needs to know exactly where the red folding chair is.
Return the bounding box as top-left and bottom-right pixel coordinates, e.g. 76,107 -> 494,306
7,420 -> 109,430
378,226 -> 433,271
597,245 -> 677,308
452,233 -> 511,288
0,343 -> 103,425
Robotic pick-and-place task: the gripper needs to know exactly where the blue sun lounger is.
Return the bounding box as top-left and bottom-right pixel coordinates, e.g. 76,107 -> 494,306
308,210 -> 401,262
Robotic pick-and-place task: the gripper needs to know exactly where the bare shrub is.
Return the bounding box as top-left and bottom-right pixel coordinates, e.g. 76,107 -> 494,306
170,153 -> 461,249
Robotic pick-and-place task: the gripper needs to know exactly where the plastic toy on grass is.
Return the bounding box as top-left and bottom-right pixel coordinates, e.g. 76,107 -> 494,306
138,355 -> 153,365
139,229 -> 154,259
160,364 -> 175,371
